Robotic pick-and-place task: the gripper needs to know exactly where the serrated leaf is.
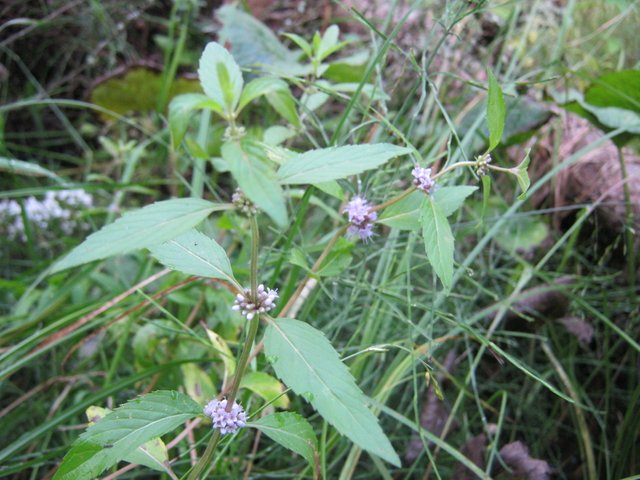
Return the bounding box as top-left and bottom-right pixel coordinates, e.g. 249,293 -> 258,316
486,68 -> 505,152
241,371 -> 290,409
237,77 -> 289,113
264,318 -> 400,466
221,140 -> 288,227
51,199 -> 227,273
513,149 -> 531,200
148,229 -> 237,286
379,186 -> 477,231
85,406 -> 169,473
53,391 -> 201,480
198,42 -> 243,115
251,412 -> 318,469
266,88 -> 301,128
420,198 -> 454,288
168,93 -> 223,149
277,144 -> 411,185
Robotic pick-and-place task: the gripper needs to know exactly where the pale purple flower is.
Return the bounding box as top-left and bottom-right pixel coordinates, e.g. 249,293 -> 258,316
232,284 -> 278,320
204,398 -> 246,435
343,195 -> 377,242
412,166 -> 435,194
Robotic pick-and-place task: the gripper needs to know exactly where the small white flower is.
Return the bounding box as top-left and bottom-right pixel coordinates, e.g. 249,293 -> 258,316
232,284 -> 279,320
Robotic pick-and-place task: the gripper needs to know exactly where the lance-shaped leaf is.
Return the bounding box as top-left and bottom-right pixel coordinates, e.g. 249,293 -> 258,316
277,144 -> 411,185
237,77 -> 289,114
420,198 -> 454,288
51,199 -> 228,273
251,412 -> 318,470
198,42 -> 244,116
168,93 -> 224,148
513,149 -> 531,200
264,318 -> 400,466
148,229 -> 238,287
379,186 -> 477,230
53,391 -> 201,480
221,140 -> 288,227
486,68 -> 506,152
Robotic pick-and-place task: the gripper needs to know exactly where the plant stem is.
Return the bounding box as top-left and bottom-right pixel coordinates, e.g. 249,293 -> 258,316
188,216 -> 261,479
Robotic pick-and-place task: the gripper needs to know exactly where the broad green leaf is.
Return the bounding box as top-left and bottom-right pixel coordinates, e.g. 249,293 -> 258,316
266,88 -> 301,128
85,406 -> 169,473
378,191 -> 423,230
53,391 -> 201,480
584,69 -> 640,113
486,68 -> 505,152
314,180 -> 344,199
238,77 -> 288,113
251,412 -> 318,469
277,144 -> 411,185
379,187 -> 478,231
181,364 -> 216,404
168,93 -> 223,149
513,149 -> 531,200
263,125 -> 296,146
264,318 -> 400,466
420,198 -> 454,288
240,371 -> 290,409
221,140 -> 288,227
198,42 -> 243,115
434,186 -> 478,216
216,5 -> 310,77
51,199 -> 227,273
148,229 -> 237,287
0,156 -> 61,181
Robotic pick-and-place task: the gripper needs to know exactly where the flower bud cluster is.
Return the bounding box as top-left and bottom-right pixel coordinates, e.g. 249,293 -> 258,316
232,284 -> 278,320
231,189 -> 258,216
343,195 -> 377,242
204,398 -> 246,435
412,166 -> 435,194
475,154 -> 492,176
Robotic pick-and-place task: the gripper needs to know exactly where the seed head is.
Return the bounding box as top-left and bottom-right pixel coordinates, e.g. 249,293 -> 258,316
232,284 -> 278,320
204,398 -> 246,435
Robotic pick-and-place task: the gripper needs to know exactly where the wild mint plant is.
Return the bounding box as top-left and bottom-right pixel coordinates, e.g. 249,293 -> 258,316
48,36 -> 530,479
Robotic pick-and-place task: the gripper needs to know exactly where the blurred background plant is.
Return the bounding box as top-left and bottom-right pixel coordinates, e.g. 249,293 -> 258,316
1,0 -> 639,478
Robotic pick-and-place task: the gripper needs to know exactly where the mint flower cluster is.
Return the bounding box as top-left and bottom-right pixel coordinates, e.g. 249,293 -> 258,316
343,196 -> 377,242
231,188 -> 258,216
232,284 -> 279,320
204,398 -> 246,435
411,166 -> 435,194
1,190 -> 93,241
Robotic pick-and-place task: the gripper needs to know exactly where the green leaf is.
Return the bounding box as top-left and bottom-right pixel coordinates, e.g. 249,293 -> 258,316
317,25 -> 341,61
264,318 -> 400,466
495,216 -> 549,253
277,144 -> 411,185
168,93 -> 223,149
221,140 -> 288,227
238,77 -> 288,113
378,187 -> 477,231
240,371 -> 290,409
51,199 -> 227,273
53,391 -> 201,480
205,328 -> 236,387
282,32 -> 313,59
433,186 -> 478,216
420,198 -> 454,288
181,364 -> 216,404
266,88 -> 301,128
378,191 -> 423,230
584,69 -> 640,113
85,406 -> 169,473
148,229 -> 237,286
486,68 -> 506,152
0,156 -> 62,181
198,42 -> 244,115
251,412 -> 318,469
513,149 -> 531,200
